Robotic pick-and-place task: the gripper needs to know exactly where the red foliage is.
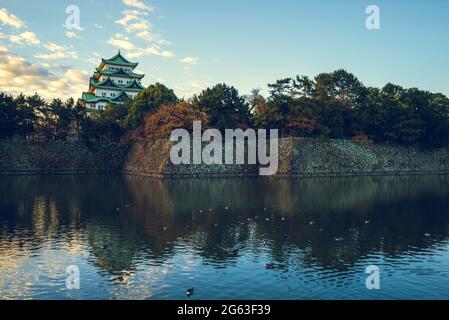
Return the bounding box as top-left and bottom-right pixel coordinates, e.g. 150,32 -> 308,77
287,114 -> 316,134
353,134 -> 373,144
143,101 -> 209,142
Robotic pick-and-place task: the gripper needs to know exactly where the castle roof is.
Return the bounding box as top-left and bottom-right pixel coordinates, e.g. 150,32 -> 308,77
94,67 -> 144,79
90,77 -> 145,92
99,51 -> 138,69
81,91 -> 133,104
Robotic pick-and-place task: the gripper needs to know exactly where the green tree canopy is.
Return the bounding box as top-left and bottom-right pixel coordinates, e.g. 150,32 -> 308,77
124,83 -> 178,129
0,92 -> 17,139
192,83 -> 252,130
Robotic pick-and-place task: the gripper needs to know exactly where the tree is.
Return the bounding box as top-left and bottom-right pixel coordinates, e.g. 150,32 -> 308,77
80,104 -> 125,142
266,78 -> 294,133
15,93 -> 41,138
124,83 -> 177,129
0,93 -> 17,139
424,93 -> 449,147
191,83 -> 252,131
246,89 -> 265,113
144,101 -> 209,141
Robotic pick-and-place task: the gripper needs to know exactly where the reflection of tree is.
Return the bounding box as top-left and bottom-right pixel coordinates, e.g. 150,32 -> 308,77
2,175 -> 449,279
86,224 -> 142,277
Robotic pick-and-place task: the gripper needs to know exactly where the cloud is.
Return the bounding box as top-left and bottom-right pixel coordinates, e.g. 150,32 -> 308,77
94,24 -> 103,29
87,52 -> 102,65
114,6 -> 175,59
0,52 -> 88,99
43,42 -> 66,52
136,30 -> 171,45
127,45 -> 175,58
0,8 -> 25,29
34,51 -> 78,60
175,81 -> 210,98
0,43 -> 9,53
7,31 -> 40,46
107,33 -> 136,50
115,9 -> 151,33
179,56 -> 199,65
34,42 -> 78,60
126,20 -> 152,32
65,31 -> 79,39
115,10 -> 141,27
115,8 -> 170,44
122,0 -> 154,12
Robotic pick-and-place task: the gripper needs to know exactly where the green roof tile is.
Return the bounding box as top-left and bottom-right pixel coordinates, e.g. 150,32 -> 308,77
95,68 -> 144,79
80,91 -> 132,105
80,92 -> 114,103
90,77 -> 144,92
101,51 -> 138,68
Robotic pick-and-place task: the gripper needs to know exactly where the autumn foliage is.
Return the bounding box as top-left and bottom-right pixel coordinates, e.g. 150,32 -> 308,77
143,101 -> 209,142
287,114 -> 316,135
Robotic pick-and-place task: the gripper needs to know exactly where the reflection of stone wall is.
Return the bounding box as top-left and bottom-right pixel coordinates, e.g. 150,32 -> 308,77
0,140 -> 124,175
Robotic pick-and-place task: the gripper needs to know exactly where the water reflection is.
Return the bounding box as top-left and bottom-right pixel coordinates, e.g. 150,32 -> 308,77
1,175 -> 449,299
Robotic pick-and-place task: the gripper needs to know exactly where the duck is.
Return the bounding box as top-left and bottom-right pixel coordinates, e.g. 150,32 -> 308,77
425,233 -> 431,238
186,288 -> 194,296
334,236 -> 344,242
365,220 -> 370,224
265,218 -> 270,222
309,221 -> 315,225
265,263 -> 274,269
163,226 -> 168,231
224,206 -> 229,210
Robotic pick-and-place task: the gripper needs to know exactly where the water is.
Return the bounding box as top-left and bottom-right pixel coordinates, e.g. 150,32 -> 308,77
1,175 -> 449,300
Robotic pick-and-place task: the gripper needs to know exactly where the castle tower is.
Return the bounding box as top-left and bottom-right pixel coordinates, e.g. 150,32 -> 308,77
79,50 -> 145,110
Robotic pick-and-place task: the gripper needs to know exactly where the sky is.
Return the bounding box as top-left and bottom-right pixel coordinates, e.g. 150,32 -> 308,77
1,0 -> 449,100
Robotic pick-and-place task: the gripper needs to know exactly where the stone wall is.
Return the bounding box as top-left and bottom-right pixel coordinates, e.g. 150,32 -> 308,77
122,139 -> 258,178
0,140 -> 125,175
276,137 -> 449,177
124,138 -> 449,178
2,138 -> 449,178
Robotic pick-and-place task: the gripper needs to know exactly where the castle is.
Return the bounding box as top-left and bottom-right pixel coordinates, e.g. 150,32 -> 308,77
79,51 -> 145,110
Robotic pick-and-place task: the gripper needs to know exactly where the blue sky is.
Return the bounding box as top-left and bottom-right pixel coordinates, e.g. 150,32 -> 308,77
1,0 -> 449,100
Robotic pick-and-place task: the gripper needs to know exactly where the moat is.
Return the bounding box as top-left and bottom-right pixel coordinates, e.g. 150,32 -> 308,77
1,175 -> 449,299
